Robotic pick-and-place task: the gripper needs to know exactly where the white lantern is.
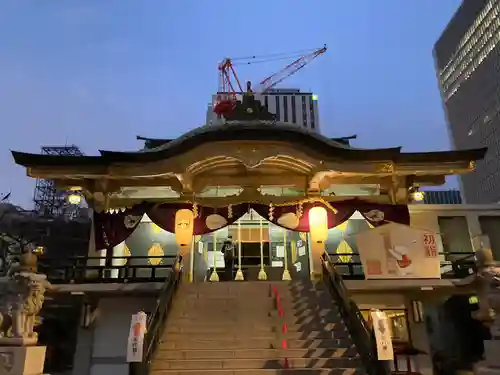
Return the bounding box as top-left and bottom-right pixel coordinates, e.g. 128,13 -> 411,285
410,191 -> 425,202
67,191 -> 82,205
308,206 -> 328,243
175,209 -> 194,247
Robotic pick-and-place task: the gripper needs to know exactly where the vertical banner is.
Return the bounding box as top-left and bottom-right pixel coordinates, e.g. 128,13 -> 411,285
355,223 -> 441,279
126,311 -> 148,363
370,310 -> 394,361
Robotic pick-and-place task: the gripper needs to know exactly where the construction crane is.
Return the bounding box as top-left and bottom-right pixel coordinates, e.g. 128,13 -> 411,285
214,45 -> 327,117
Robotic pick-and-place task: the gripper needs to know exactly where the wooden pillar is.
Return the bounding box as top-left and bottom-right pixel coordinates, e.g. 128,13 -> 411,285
310,239 -> 325,280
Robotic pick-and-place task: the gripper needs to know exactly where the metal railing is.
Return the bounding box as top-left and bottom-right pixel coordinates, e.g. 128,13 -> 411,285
37,255 -> 178,284
326,251 -> 476,280
129,255 -> 183,375
321,252 -> 390,375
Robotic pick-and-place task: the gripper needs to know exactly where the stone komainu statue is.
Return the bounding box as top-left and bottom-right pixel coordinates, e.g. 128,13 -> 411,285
0,252 -> 51,343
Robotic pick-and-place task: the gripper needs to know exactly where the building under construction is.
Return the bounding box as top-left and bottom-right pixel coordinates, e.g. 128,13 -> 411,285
0,145 -> 91,374
1,145 -> 90,268
33,145 -> 85,218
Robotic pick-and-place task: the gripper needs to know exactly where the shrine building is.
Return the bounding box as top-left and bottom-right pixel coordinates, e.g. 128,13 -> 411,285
10,97 -> 491,375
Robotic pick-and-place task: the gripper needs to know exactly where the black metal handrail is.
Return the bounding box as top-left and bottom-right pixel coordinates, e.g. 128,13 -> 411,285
321,252 -> 390,375
129,254 -> 183,375
37,255 -> 178,284
326,251 -> 476,280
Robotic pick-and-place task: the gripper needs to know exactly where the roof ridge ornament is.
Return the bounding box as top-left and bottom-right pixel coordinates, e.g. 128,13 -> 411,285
223,81 -> 277,123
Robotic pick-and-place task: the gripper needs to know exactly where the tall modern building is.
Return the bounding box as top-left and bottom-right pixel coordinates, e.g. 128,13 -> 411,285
434,0 -> 500,203
206,88 -> 321,133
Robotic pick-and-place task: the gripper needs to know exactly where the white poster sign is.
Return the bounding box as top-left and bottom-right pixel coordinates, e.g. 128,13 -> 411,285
355,223 -> 441,279
370,310 -> 394,361
207,251 -> 225,268
298,246 -> 306,257
126,311 -> 148,363
276,246 -> 285,258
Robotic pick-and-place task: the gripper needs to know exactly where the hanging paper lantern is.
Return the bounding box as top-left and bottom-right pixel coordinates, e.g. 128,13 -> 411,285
308,206 -> 328,243
175,209 -> 194,247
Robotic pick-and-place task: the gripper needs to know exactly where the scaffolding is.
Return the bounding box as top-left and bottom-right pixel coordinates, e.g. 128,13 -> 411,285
33,145 -> 84,218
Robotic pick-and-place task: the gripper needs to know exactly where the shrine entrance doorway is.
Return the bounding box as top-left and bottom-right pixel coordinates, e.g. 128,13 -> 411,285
192,211 -> 311,282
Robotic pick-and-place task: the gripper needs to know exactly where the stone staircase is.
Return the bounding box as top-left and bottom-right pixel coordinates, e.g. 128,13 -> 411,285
149,281 -> 366,375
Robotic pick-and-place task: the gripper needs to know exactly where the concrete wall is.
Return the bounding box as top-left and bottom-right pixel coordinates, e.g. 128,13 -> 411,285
409,203 -> 500,238
409,203 -> 500,257
72,297 -> 156,375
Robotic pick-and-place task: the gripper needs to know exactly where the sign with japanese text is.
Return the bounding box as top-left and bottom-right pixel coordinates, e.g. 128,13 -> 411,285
126,311 -> 147,363
423,233 -> 437,257
356,223 -> 441,279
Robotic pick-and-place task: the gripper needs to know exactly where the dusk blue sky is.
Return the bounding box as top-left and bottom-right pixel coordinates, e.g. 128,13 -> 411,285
0,1 -> 461,207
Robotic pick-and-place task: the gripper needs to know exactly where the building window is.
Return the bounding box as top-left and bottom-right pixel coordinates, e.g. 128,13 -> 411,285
291,96 -> 297,123
275,96 -> 280,121
264,96 -> 268,110
309,96 -> 316,129
438,216 -> 473,260
301,95 -> 307,127
478,216 -> 500,260
439,1 -> 500,100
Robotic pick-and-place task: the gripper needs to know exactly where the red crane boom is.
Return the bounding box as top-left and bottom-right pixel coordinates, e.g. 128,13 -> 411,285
214,45 -> 327,117
255,45 -> 327,93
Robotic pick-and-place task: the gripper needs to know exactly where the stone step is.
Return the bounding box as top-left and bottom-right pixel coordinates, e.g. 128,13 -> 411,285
150,357 -> 363,371
179,283 -> 282,292
167,314 -> 344,326
168,310 -> 276,319
151,369 -> 364,375
172,301 -> 274,309
179,290 -> 274,297
174,301 -> 273,307
279,298 -> 339,307
165,322 -> 344,334
274,301 -> 339,309
284,309 -> 342,319
159,338 -> 354,350
168,315 -> 340,326
156,347 -> 359,360
168,307 -> 341,319
162,330 -> 350,341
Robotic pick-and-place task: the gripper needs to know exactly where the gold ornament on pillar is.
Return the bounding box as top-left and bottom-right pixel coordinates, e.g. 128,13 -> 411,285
148,243 -> 165,265
308,206 -> 328,243
175,209 -> 195,247
116,243 -> 131,266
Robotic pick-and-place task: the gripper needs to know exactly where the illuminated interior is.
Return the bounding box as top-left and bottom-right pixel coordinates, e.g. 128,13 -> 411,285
361,309 -> 410,342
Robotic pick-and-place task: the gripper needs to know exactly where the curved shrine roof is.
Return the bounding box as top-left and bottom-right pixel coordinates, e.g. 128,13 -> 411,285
11,121 -> 487,168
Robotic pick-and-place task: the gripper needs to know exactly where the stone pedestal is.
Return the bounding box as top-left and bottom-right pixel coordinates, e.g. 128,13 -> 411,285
0,346 -> 46,375
475,340 -> 500,375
